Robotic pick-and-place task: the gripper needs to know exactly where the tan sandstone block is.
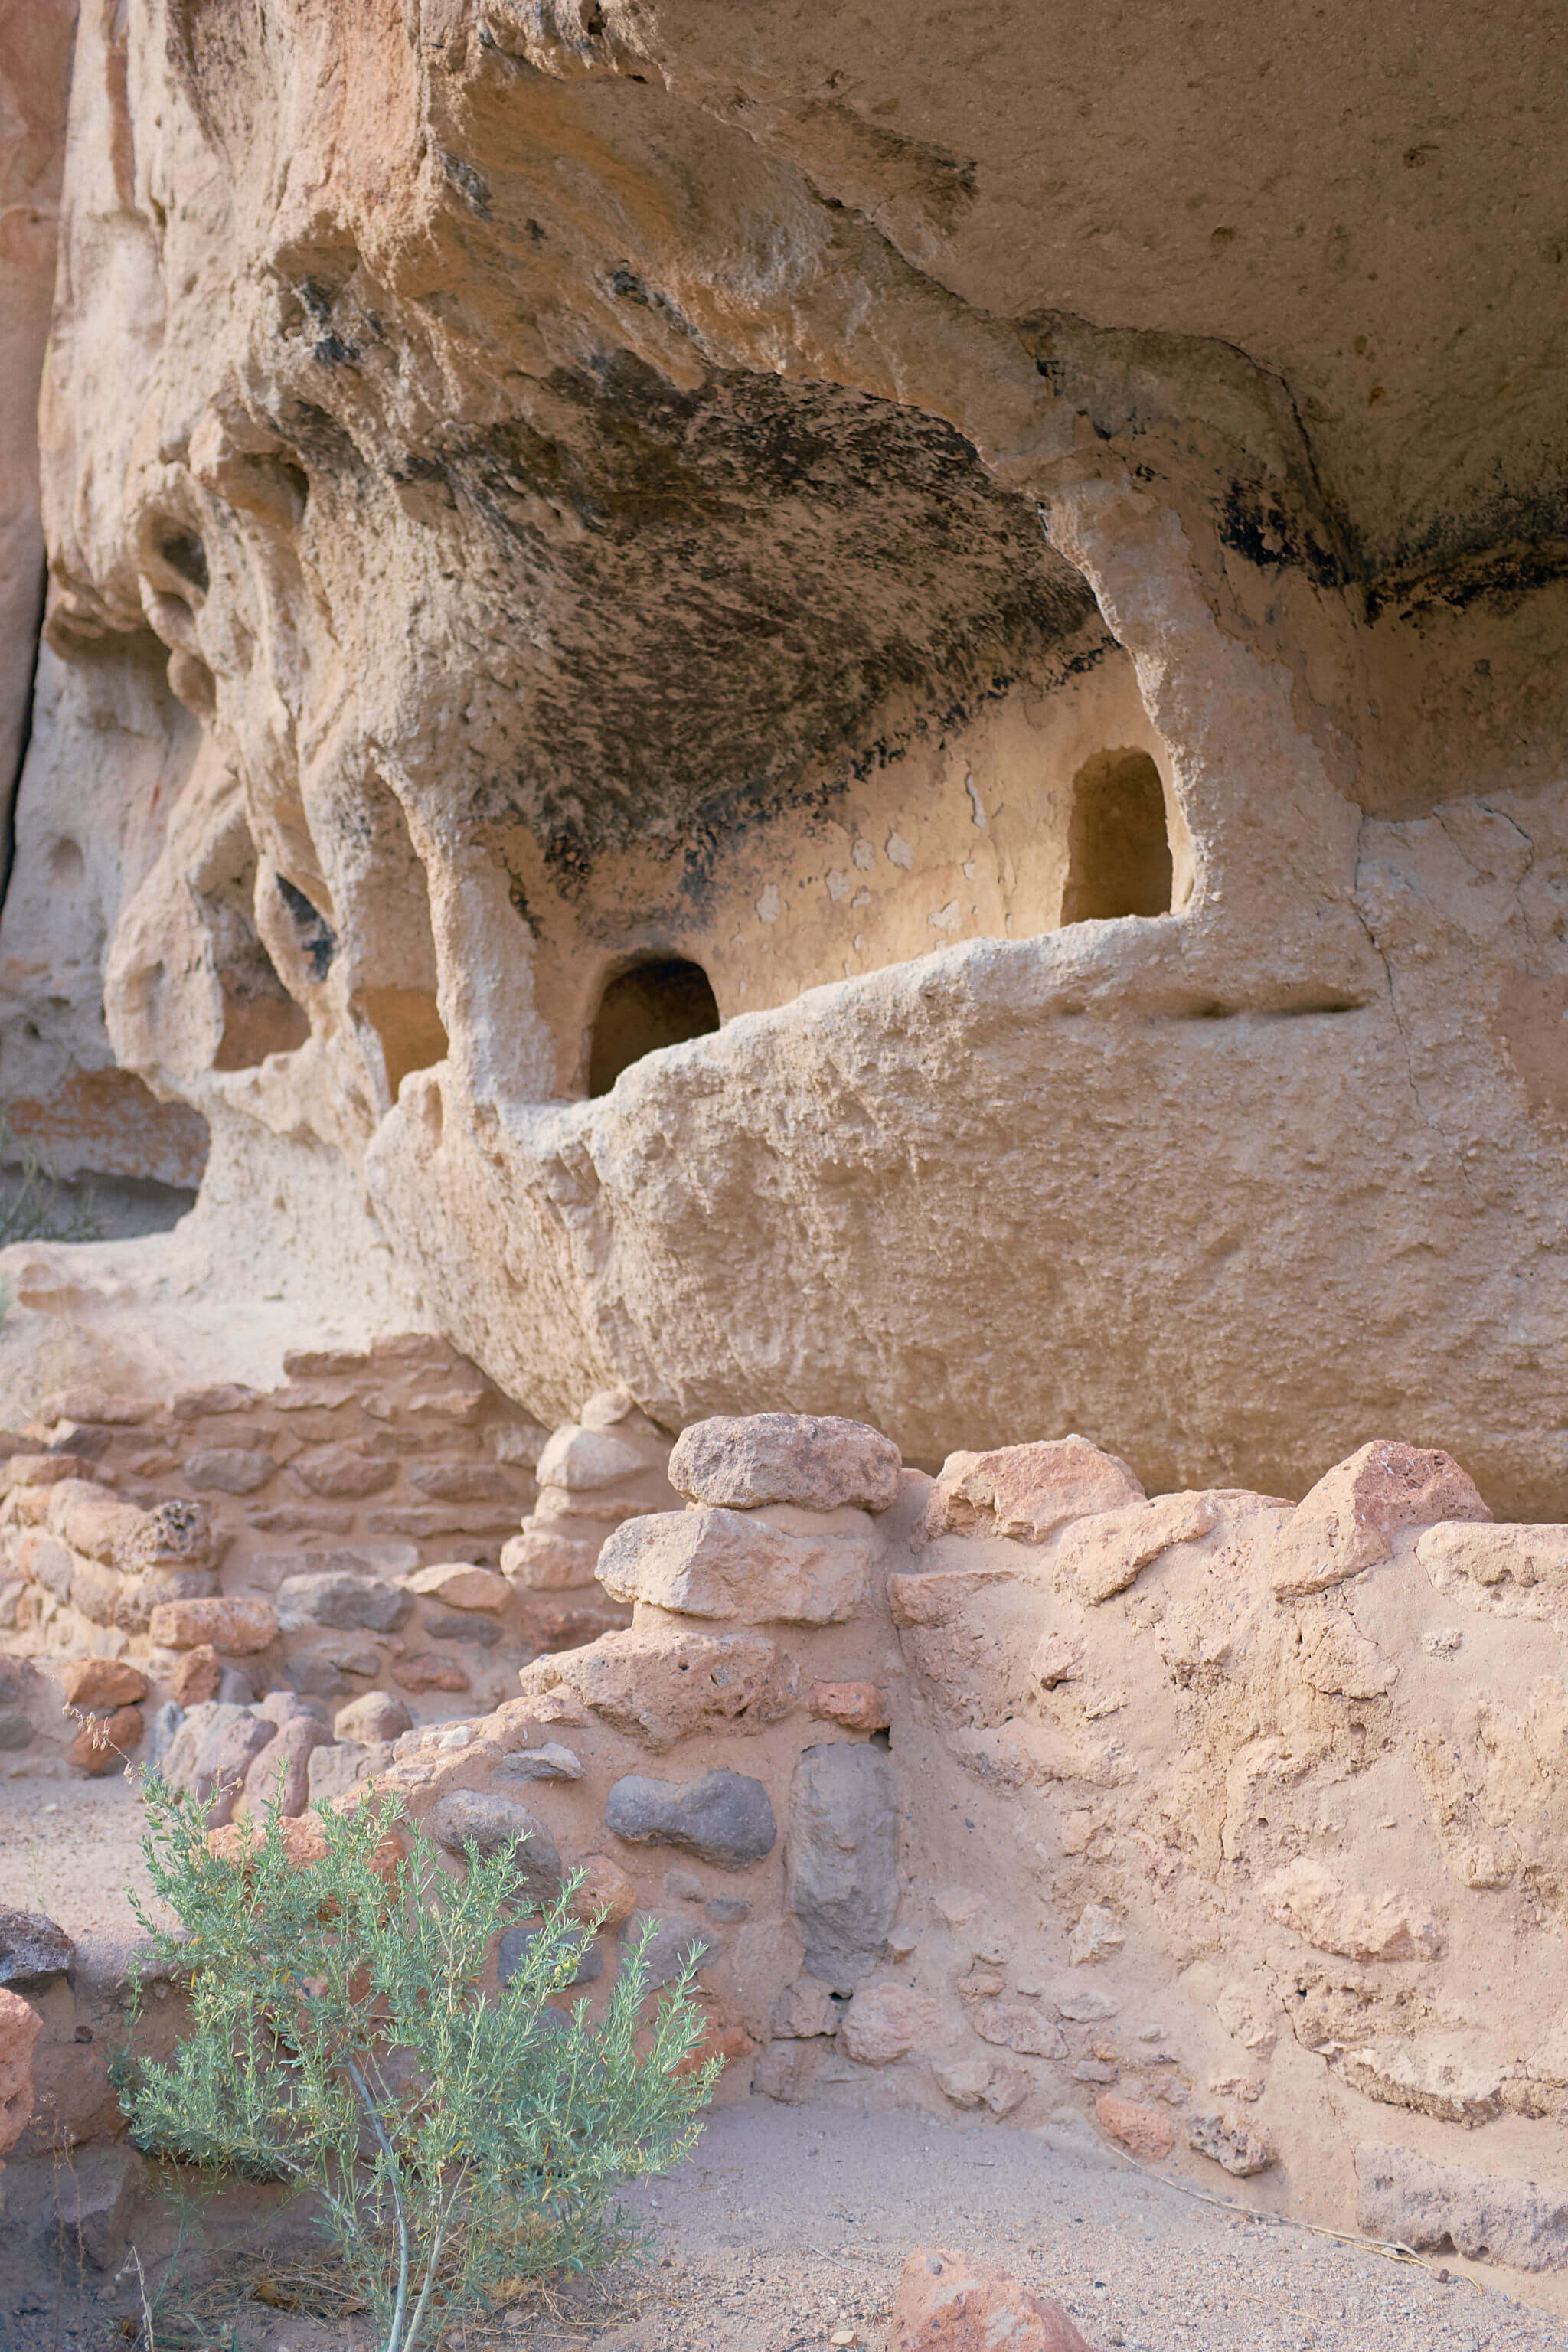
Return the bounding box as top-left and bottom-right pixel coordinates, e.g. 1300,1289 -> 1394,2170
668,1413 -> 902,1513
405,1562 -> 511,1610
148,1595 -> 278,1653
926,1436 -> 1145,1543
45,1480 -> 145,1564
519,1623 -> 799,1751
597,1507 -> 875,1625
501,1525 -> 604,1589
534,1426 -> 646,1490
1056,1490 -> 1218,1604
1417,1520 -> 1568,1600
1268,1440 -> 1490,1596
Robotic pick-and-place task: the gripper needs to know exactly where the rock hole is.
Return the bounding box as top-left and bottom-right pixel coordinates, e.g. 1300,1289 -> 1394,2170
1059,748 -> 1173,924
587,956 -> 720,1096
47,838 -> 83,885
156,526 -> 209,596
275,874 -> 338,979
869,1726 -> 892,1749
211,906 -> 309,1071
358,988 -> 449,1101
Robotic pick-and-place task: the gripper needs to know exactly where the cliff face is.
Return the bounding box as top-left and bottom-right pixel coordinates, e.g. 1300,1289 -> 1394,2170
2,2 -> 1567,1501
0,2 -> 74,864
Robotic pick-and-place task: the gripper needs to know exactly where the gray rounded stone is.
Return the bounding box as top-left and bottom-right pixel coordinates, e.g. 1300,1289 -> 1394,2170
428,1790 -> 562,1905
0,1906 -> 75,1990
619,1911 -> 720,1989
603,1768 -> 776,1870
277,1571 -> 413,1633
785,1740 -> 900,1993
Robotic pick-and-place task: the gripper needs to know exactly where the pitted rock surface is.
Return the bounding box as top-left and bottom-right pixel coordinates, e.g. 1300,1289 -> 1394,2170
668,1416 -> 903,1514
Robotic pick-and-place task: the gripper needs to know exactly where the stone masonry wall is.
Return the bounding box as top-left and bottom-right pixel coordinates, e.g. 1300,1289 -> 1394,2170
5,1406 -> 1568,2308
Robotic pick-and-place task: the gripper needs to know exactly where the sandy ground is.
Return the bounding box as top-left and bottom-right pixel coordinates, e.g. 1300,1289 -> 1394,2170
573,2102 -> 1568,2352
2,1779 -> 1566,2350
0,1768 -> 164,1935
5,2101 -> 1566,2352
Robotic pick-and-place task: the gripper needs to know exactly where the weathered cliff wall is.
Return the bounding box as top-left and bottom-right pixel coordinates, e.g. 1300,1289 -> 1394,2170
1,3 -> 1566,1487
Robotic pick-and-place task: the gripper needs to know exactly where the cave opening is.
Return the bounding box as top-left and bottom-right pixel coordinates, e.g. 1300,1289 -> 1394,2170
587,957 -> 720,1096
1059,749 -> 1174,924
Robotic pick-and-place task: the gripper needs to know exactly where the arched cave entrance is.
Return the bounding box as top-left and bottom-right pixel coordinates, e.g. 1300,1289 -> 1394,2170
587,956 -> 721,1096
1060,749 -> 1174,924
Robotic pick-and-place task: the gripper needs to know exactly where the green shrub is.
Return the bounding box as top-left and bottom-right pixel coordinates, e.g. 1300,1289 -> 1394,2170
119,1778 -> 720,2352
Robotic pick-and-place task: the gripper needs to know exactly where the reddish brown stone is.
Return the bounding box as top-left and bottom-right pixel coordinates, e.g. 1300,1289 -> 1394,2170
208,1808 -> 403,1887
14,2043 -> 125,2154
47,1480 -> 145,1562
1269,1439 -> 1491,1596
808,1679 -> 890,1731
69,1704 -> 143,1775
59,1658 -> 149,1709
0,1984 -> 42,2157
391,1654 -> 470,1693
172,1383 -> 260,1419
170,1645 -> 221,1705
1096,2090 -> 1177,2160
889,2251 -> 1093,2352
148,1595 -> 278,1652
675,2020 -> 753,2077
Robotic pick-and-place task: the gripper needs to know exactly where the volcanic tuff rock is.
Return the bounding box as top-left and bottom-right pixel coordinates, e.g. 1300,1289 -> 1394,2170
597,1506 -> 877,1625
2,3 -> 1567,1514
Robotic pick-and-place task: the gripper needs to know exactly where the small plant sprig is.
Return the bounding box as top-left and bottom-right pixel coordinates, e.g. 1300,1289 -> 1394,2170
119,1777 -> 720,2352
0,1113 -> 100,1251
